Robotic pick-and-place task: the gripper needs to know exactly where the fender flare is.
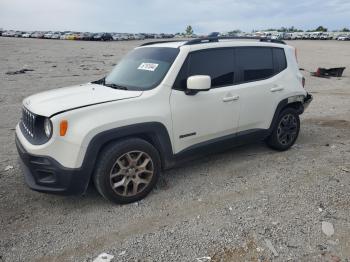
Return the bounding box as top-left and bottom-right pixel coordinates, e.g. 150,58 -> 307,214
80,122 -> 174,184
268,95 -> 305,131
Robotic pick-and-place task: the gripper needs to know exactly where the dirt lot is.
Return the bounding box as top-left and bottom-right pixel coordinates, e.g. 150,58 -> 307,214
0,38 -> 349,262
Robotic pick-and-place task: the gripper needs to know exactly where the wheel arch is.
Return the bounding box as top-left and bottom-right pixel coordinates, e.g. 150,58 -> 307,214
79,122 -> 174,191
269,97 -> 304,131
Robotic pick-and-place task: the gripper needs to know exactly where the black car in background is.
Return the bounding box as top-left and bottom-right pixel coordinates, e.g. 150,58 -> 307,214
93,33 -> 113,41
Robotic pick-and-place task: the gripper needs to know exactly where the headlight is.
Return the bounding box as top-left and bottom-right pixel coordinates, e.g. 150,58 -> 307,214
44,118 -> 53,138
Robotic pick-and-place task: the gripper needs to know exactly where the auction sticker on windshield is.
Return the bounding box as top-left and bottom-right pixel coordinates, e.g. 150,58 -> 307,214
138,63 -> 159,71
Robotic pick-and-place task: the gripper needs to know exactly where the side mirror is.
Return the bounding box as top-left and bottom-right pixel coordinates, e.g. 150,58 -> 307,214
186,75 -> 211,93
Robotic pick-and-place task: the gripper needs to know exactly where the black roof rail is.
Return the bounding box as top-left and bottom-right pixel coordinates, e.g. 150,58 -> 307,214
140,40 -> 184,46
184,36 -> 286,45
140,36 -> 286,47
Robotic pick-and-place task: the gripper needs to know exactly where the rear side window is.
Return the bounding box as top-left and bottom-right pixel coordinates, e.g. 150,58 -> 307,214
272,48 -> 287,74
173,48 -> 234,90
236,47 -> 274,82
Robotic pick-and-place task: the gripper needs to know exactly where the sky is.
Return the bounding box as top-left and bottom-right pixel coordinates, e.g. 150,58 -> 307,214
0,0 -> 349,33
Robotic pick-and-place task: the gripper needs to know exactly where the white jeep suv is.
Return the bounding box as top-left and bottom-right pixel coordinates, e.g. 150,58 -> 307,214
16,37 -> 312,204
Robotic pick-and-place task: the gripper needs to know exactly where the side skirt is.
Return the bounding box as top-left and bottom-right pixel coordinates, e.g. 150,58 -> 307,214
169,129 -> 270,168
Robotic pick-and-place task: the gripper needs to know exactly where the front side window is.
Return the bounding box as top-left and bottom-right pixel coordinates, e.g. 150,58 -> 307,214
188,49 -> 235,88
173,48 -> 235,90
105,47 -> 179,90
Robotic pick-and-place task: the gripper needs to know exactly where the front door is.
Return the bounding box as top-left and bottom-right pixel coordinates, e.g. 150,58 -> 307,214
170,48 -> 240,153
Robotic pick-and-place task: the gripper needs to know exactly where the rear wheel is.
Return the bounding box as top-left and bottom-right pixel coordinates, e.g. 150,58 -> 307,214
93,138 -> 161,204
266,108 -> 300,151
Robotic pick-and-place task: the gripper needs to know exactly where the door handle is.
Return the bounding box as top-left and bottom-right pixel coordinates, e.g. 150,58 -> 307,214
270,86 -> 284,92
223,95 -> 239,102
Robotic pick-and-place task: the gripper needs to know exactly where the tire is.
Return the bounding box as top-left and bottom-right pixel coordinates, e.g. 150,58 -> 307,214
93,138 -> 161,204
266,108 -> 300,151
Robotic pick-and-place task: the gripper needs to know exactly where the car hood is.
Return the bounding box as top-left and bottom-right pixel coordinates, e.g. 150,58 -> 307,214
23,83 -> 143,117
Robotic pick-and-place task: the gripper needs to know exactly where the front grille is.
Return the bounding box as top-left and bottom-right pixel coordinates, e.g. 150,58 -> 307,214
22,107 -> 36,138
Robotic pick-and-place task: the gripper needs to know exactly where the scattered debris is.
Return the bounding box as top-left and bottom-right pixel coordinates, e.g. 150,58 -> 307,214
229,206 -> 233,211
4,165 -> 13,171
319,203 -> 325,212
340,167 -> 349,173
103,54 -> 114,57
330,255 -> 341,262
264,239 -> 279,257
118,250 -> 126,256
6,68 -> 34,75
93,253 -> 114,262
195,256 -> 211,262
317,244 -> 327,250
311,67 -> 346,78
322,221 -> 335,237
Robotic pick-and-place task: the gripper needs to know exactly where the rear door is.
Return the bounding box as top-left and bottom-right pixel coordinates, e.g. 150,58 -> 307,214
170,48 -> 240,153
233,47 -> 288,132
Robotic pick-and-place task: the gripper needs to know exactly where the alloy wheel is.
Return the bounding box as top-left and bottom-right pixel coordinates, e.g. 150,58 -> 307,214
277,114 -> 298,146
109,151 -> 154,197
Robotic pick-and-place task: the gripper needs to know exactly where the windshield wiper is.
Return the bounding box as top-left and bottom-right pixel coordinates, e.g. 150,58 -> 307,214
104,82 -> 129,90
92,77 -> 128,90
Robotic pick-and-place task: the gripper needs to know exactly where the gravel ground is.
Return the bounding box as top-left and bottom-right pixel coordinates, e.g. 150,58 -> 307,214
0,38 -> 349,262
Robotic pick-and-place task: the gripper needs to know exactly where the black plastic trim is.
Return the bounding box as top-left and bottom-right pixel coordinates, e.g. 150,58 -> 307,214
16,136 -> 89,195
20,107 -> 51,145
174,129 -> 270,163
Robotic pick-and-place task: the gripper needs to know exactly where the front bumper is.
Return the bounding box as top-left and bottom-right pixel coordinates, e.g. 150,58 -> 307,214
15,135 -> 90,195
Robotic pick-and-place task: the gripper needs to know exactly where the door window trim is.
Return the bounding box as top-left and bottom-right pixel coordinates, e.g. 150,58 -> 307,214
172,46 -> 288,91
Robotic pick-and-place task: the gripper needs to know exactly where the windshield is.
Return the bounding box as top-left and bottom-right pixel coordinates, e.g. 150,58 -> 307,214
105,47 -> 179,90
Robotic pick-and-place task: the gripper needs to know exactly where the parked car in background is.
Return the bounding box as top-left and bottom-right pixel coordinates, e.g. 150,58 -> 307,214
310,32 -> 323,40
65,33 -> 78,40
14,31 -> 25,37
44,32 -> 54,39
3,30 -> 16,37
112,33 -> 123,41
337,35 -> 350,41
22,32 -> 32,38
319,33 -> 331,40
31,32 -> 45,38
93,33 -> 103,41
134,33 -> 145,40
93,33 -> 113,41
51,32 -> 61,39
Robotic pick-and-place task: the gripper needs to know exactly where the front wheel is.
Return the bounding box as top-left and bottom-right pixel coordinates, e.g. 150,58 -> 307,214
93,138 -> 161,204
266,108 -> 300,151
